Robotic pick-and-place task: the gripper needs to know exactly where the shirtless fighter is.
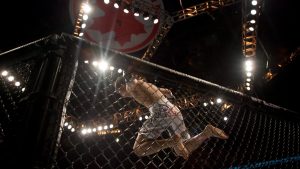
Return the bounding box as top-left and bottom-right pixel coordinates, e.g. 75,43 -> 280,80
115,76 -> 228,160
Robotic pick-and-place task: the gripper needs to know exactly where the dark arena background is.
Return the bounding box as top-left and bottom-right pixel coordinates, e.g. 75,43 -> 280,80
1,0 -> 300,169
0,34 -> 299,169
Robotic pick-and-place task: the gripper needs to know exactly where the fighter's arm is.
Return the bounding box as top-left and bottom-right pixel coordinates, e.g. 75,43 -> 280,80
159,88 -> 175,98
131,78 -> 175,98
158,87 -> 170,94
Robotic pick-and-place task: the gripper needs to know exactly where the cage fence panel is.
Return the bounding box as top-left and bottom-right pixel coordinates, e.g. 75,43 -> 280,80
0,34 -> 300,169
0,59 -> 34,142
0,34 -> 79,168
0,51 -> 38,162
52,34 -> 299,169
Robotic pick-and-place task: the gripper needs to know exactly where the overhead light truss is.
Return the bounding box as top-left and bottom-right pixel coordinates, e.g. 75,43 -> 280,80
142,16 -> 174,60
142,0 -> 240,60
172,0 -> 240,23
241,0 -> 262,93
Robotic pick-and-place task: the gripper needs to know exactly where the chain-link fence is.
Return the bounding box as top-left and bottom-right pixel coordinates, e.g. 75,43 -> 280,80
0,58 -> 35,161
1,33 -> 300,169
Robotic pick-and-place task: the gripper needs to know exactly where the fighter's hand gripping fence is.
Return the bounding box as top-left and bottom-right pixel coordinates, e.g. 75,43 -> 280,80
0,33 -> 299,169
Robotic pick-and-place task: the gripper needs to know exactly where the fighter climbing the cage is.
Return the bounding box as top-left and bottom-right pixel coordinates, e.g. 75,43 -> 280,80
115,76 -> 229,160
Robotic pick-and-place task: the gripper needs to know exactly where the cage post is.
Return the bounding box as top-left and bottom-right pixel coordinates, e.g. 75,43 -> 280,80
10,35 -> 78,169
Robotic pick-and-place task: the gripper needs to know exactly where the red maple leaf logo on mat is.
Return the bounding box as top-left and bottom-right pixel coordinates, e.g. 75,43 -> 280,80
89,1 -> 146,46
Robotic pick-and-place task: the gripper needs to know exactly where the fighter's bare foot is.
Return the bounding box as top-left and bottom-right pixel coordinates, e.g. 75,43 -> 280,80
204,124 -> 229,139
172,134 -> 189,160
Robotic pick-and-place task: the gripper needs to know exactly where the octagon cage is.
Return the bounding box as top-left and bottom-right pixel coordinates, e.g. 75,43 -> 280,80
0,33 -> 299,169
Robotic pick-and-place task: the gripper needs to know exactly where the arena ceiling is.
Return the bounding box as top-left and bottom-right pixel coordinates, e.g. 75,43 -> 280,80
0,0 -> 299,112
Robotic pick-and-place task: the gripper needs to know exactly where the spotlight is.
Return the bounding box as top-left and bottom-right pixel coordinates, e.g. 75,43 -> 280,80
123,8 -> 129,13
15,81 -> 21,86
246,60 -> 253,66
143,12 -> 149,20
92,61 -> 98,66
251,0 -> 257,6
216,98 -> 222,104
1,70 -> 8,76
83,14 -> 88,20
246,72 -> 252,77
81,129 -> 87,135
98,60 -> 109,71
152,16 -> 159,24
245,66 -> 253,72
249,27 -> 254,31
114,3 -> 119,8
114,0 -> 121,8
133,8 -> 140,16
250,9 -> 257,15
245,59 -> 254,71
104,0 -> 110,4
123,4 -> 130,14
82,3 -> 92,14
7,76 -> 14,82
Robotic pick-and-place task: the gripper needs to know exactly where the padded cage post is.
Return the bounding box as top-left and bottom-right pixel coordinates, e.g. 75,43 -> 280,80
0,34 -> 79,168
